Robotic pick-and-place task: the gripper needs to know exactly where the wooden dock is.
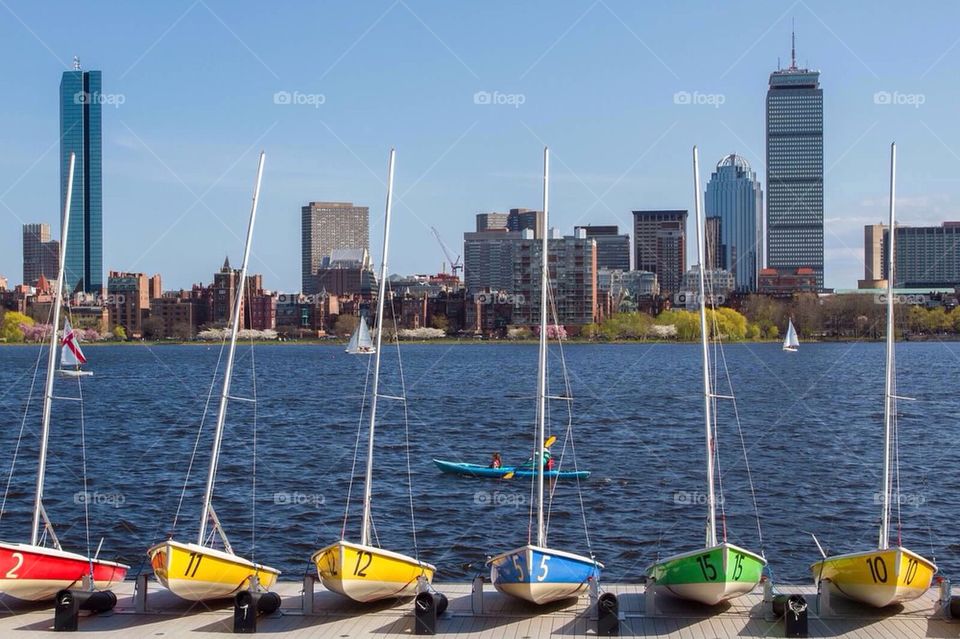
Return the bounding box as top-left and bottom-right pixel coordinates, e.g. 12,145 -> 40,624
0,579 -> 956,637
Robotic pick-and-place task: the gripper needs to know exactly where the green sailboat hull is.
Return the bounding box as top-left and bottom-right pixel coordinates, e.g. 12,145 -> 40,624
647,542 -> 765,605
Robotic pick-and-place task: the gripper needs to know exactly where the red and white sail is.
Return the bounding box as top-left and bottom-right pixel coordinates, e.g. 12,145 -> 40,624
60,320 -> 87,367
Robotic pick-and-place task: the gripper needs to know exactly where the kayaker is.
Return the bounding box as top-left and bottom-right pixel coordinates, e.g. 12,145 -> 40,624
489,452 -> 502,469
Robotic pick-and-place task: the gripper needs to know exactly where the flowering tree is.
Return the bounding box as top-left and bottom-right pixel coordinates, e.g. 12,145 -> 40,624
533,324 -> 567,340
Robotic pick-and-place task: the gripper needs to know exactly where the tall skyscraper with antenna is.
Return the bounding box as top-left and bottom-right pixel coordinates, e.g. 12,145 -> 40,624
60,57 -> 103,294
765,27 -> 824,290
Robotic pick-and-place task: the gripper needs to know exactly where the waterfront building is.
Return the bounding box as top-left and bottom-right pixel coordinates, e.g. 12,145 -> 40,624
106,271 -> 153,338
511,228 -> 597,326
758,267 -> 818,298
151,295 -> 196,339
705,154 -> 764,292
681,266 -> 736,305
301,201 -> 369,294
858,223 -> 886,289
22,224 -> 60,287
463,229 -> 523,292
632,210 -> 687,294
575,225 -> 630,272
60,59 -> 103,294
885,222 -> 960,288
507,208 -> 544,238
766,32 -> 824,290
312,248 -> 375,298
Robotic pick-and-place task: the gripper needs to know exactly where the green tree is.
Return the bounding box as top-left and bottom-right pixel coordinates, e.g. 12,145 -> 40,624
142,317 -> 166,340
907,305 -> 928,334
0,312 -> 33,343
745,323 -> 760,340
656,309 -> 701,341
925,307 -> 950,334
430,314 -> 449,332
113,325 -> 127,341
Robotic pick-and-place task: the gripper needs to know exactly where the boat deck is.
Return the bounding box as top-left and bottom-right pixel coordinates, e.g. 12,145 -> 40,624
0,579 -> 956,637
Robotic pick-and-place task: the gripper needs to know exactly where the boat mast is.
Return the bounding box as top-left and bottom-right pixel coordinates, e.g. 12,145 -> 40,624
31,152 -> 75,546
360,148 -> 395,547
198,151 -> 266,545
693,147 -> 717,548
535,147 -> 549,547
879,142 -> 896,551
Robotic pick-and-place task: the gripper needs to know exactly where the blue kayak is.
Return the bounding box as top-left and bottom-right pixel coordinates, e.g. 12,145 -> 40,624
433,459 -> 591,480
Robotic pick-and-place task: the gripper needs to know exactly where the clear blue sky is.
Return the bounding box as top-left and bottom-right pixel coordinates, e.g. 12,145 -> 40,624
1,0 -> 958,291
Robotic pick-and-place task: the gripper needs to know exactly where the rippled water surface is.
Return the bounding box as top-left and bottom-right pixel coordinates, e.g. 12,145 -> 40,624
0,341 -> 957,584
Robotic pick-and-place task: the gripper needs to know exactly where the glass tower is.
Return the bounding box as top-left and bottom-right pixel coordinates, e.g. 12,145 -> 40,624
765,33 -> 823,290
705,155 -> 764,292
60,60 -> 103,295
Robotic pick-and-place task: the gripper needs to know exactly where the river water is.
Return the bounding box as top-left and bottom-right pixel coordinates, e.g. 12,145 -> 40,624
0,341 -> 955,584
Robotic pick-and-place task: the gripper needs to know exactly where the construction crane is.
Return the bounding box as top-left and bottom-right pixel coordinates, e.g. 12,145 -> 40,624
430,226 -> 462,277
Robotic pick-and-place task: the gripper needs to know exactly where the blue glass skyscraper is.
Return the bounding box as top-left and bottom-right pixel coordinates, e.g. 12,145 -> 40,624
60,59 -> 103,294
705,155 -> 764,292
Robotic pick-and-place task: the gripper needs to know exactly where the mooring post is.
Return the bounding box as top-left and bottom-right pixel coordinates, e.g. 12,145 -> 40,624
588,577 -> 600,619
133,573 -> 149,613
817,579 -> 834,618
302,573 -> 315,615
471,574 -> 484,615
644,579 -> 659,617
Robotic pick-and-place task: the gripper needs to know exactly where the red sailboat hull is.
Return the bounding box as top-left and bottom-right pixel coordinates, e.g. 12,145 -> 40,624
0,542 -> 128,602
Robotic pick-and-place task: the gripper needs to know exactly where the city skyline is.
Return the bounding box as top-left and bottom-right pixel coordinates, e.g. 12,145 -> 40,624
1,2 -> 959,292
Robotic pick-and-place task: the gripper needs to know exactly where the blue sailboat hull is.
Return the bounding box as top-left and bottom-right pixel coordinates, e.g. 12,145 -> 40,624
487,544 -> 601,604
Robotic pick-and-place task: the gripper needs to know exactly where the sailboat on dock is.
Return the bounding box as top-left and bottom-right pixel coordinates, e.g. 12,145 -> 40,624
810,143 -> 936,608
0,153 -> 128,601
147,152 -> 280,601
312,149 -> 436,603
645,147 -> 766,606
782,319 -> 799,352
346,317 -> 375,355
486,147 -> 602,605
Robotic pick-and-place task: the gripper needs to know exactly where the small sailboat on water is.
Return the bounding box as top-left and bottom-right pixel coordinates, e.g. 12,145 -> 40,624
346,318 -> 375,355
0,153 -> 128,601
810,143 -> 936,607
782,319 -> 799,352
486,147 -> 602,605
312,149 -> 436,603
645,147 -> 766,606
147,152 -> 280,601
59,320 -> 93,377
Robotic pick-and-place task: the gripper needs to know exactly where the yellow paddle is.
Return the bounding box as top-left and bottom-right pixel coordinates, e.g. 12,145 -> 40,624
501,436 -> 556,480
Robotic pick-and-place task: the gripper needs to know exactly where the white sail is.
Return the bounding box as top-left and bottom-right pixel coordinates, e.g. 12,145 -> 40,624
783,319 -> 799,351
346,318 -> 375,355
59,320 -> 86,368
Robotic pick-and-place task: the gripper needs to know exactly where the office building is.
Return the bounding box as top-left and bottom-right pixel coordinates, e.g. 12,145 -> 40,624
301,201 -> 369,294
766,32 -> 824,290
463,230 -> 524,292
574,225 -> 630,272
858,223 -> 886,289
475,212 -> 509,232
22,224 -> 60,287
106,271 -> 151,337
60,59 -> 103,294
884,222 -> 960,288
312,248 -> 375,297
632,210 -> 687,294
511,229 -> 597,326
705,154 -> 764,292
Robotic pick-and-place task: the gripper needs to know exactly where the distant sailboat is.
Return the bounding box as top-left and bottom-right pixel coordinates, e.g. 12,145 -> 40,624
59,320 -> 93,377
782,319 -> 799,352
346,318 -> 375,355
810,143 -> 937,607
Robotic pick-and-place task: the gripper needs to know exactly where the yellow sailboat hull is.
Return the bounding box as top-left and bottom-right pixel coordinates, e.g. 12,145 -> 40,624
312,540 -> 435,603
811,546 -> 935,607
148,540 -> 280,601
